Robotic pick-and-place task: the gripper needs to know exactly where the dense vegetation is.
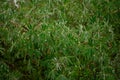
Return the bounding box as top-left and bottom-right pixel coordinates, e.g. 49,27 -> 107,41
0,0 -> 119,80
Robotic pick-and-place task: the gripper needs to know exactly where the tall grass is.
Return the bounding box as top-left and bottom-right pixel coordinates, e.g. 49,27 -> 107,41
0,0 -> 119,80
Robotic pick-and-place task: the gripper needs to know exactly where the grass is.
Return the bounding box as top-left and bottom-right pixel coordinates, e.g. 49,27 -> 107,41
0,0 -> 120,80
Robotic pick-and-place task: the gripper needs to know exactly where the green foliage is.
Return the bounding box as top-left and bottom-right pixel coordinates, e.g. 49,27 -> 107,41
0,0 -> 119,80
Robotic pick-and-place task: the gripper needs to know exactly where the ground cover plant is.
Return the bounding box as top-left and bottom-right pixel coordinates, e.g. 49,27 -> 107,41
0,0 -> 120,80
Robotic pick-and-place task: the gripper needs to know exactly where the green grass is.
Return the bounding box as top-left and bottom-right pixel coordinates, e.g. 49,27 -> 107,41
0,0 -> 120,80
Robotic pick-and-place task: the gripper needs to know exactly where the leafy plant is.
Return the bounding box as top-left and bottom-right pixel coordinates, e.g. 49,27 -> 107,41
0,0 -> 119,80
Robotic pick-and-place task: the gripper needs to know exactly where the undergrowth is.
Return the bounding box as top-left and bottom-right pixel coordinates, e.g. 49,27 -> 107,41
0,0 -> 119,80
